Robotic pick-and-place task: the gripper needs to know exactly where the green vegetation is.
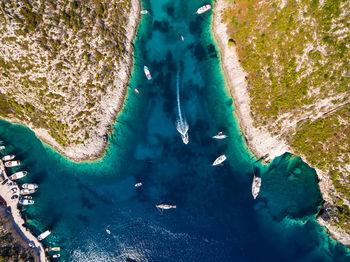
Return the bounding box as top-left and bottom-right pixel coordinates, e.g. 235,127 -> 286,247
0,0 -> 134,148
223,0 -> 350,232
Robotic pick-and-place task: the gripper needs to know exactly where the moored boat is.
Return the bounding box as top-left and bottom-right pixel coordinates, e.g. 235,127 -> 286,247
252,175 -> 262,199
134,182 -> 142,187
144,66 -> 152,80
212,131 -> 228,139
212,154 -> 227,166
52,254 -> 60,258
20,188 -> 36,195
21,195 -> 32,200
2,154 -> 15,161
5,160 -> 21,167
140,9 -> 148,14
10,171 -> 28,180
38,230 -> 51,241
22,183 -> 38,190
156,204 -> 176,210
195,4 -> 211,14
49,247 -> 60,252
19,199 -> 34,205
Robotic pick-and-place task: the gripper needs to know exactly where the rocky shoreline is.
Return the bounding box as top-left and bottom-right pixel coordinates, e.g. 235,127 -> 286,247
1,0 -> 141,162
212,0 -> 349,247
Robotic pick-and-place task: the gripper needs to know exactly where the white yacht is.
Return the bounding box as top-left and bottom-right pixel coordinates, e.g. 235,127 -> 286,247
252,175 -> 262,199
38,230 -> 51,241
134,182 -> 142,187
2,154 -> 15,161
212,155 -> 227,166
5,160 -> 21,167
10,171 -> 27,180
22,183 -> 38,190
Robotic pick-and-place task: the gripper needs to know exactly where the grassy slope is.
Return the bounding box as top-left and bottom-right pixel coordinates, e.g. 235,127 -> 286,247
222,0 -> 350,231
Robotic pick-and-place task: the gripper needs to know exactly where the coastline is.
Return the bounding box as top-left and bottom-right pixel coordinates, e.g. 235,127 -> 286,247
212,0 -> 347,246
1,0 -> 141,163
0,160 -> 46,262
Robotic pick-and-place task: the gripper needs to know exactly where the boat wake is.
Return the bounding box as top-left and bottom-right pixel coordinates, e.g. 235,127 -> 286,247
175,63 -> 189,144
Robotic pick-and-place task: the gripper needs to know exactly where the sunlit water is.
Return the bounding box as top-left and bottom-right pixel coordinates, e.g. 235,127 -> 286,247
0,0 -> 349,261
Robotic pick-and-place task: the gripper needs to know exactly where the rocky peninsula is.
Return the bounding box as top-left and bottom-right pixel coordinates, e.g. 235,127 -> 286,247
213,0 -> 350,246
0,0 -> 140,161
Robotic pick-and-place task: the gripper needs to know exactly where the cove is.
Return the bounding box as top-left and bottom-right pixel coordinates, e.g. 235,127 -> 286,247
0,0 -> 349,261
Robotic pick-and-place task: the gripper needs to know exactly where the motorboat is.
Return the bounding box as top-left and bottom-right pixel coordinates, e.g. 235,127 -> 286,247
106,229 -> 111,234
134,88 -> 140,94
49,247 -> 61,251
22,195 -> 32,200
140,9 -> 148,14
5,160 -> 21,167
196,4 -> 211,14
38,230 -> 51,241
22,183 -> 38,190
134,182 -> 142,187
212,131 -> 228,139
10,171 -> 27,180
252,175 -> 262,199
144,66 -> 152,80
20,188 -> 36,195
0,145 -> 5,150
181,35 -> 184,41
2,154 -> 15,161
156,204 -> 176,210
212,154 -> 227,166
52,254 -> 60,258
19,199 -> 34,205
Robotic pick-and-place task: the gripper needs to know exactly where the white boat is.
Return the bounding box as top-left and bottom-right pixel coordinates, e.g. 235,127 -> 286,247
22,183 -> 38,190
22,195 -> 32,200
144,66 -> 152,80
19,199 -> 34,205
20,188 -> 36,195
140,9 -> 148,14
49,247 -> 60,252
106,229 -> 111,234
252,175 -> 262,199
134,182 -> 142,187
52,254 -> 60,258
212,131 -> 227,139
156,204 -> 176,210
2,154 -> 15,161
212,154 -> 227,166
196,4 -> 212,14
181,35 -> 184,41
0,145 -> 5,150
38,230 -> 51,241
5,160 -> 21,167
10,171 -> 27,180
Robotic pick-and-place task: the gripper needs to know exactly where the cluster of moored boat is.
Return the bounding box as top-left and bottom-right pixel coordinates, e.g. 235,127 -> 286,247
2,152 -> 38,206
0,148 -> 38,205
0,145 -> 60,258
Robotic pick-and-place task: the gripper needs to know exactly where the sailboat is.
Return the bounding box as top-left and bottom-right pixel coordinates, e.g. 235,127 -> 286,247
212,131 -> 227,139
156,204 -> 176,210
212,155 -> 227,166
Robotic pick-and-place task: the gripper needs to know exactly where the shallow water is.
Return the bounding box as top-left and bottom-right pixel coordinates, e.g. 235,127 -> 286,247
0,0 -> 349,261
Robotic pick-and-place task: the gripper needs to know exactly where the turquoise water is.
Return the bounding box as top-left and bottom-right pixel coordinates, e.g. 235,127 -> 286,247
0,0 -> 349,261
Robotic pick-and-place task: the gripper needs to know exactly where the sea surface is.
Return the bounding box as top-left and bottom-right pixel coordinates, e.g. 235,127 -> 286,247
0,0 -> 349,261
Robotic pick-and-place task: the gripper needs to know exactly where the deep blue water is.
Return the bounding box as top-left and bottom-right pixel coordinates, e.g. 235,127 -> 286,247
0,0 -> 349,261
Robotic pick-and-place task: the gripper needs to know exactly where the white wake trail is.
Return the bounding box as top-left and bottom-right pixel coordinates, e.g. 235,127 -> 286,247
176,63 -> 189,144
